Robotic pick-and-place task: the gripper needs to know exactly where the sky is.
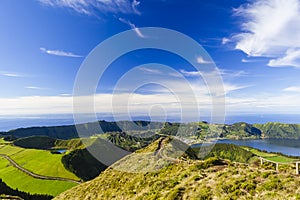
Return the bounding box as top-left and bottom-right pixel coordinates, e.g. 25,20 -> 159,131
1,0 -> 300,123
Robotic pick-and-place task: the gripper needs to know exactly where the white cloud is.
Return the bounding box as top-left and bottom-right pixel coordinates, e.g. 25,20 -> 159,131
241,58 -> 264,63
283,86 -> 300,93
196,56 -> 212,64
118,18 -> 145,38
139,67 -> 162,74
268,49 -> 300,68
40,47 -> 83,58
132,0 -> 141,15
39,0 -> 141,15
180,69 -> 247,78
25,86 -> 46,90
233,0 -> 300,67
222,37 -> 230,45
2,87 -> 300,117
0,71 -> 24,77
179,69 -> 200,77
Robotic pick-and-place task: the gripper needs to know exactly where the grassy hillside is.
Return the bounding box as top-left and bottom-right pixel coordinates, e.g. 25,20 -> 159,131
193,143 -> 254,163
13,135 -> 97,151
54,137 -> 96,150
0,145 -> 79,180
60,132 -> 160,181
0,157 -> 76,197
107,132 -> 160,151
13,136 -> 56,149
0,178 -> 53,200
242,147 -> 298,163
222,122 -> 262,139
254,122 -> 300,139
54,138 -> 300,200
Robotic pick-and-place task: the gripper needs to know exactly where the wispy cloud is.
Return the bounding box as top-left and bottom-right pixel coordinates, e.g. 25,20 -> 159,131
196,56 -> 212,64
220,69 -> 248,78
60,93 -> 72,96
241,58 -> 266,63
25,86 -> 46,90
268,49 -> 300,68
179,69 -> 200,77
131,0 -> 141,15
118,17 -> 145,38
139,67 -> 162,74
180,69 -> 247,78
222,37 -> 230,45
283,86 -> 300,93
38,0 -> 141,16
40,47 -> 83,58
0,71 -> 24,77
232,0 -> 300,68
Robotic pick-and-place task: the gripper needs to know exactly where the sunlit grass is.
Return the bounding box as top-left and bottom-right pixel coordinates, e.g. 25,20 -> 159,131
0,157 -> 77,196
242,147 -> 297,163
0,144 -> 79,180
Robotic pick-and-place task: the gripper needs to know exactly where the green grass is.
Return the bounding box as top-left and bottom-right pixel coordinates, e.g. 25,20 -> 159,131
54,154 -> 300,200
265,156 -> 296,163
0,144 -> 24,155
242,147 -> 297,163
0,138 -> 11,144
0,157 -> 76,196
0,144 -> 79,180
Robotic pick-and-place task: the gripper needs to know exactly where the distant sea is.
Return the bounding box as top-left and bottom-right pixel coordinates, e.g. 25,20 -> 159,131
1,114 -> 300,132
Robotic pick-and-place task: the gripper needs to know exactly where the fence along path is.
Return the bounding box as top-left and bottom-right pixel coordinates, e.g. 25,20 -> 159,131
259,156 -> 300,174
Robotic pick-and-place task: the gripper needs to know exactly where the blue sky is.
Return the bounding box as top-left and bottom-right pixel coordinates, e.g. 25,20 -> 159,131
1,0 -> 300,120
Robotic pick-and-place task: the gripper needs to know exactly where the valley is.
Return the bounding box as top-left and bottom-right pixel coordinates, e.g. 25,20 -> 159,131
1,121 -> 300,199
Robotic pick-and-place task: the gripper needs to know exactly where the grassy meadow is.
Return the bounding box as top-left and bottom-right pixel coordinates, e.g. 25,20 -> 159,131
242,147 -> 298,163
0,144 -> 79,180
0,157 -> 77,196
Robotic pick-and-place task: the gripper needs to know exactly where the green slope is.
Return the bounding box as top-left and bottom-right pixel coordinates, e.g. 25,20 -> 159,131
254,122 -> 300,139
54,139 -> 300,200
0,145 -> 79,180
0,157 -> 76,196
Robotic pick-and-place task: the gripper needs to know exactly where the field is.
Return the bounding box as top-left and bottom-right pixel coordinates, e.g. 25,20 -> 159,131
0,144 -> 79,180
0,143 -> 80,196
0,138 -> 11,144
0,157 -> 76,196
242,147 -> 298,163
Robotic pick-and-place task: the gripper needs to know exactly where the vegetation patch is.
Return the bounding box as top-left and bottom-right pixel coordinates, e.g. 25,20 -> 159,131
0,178 -> 53,200
0,144 -> 79,180
0,157 -> 76,196
193,143 -> 254,163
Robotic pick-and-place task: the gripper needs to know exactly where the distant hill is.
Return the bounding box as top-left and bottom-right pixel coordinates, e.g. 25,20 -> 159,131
4,121 -> 163,140
221,122 -> 262,139
4,120 -> 300,140
254,122 -> 300,139
13,136 -> 56,149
